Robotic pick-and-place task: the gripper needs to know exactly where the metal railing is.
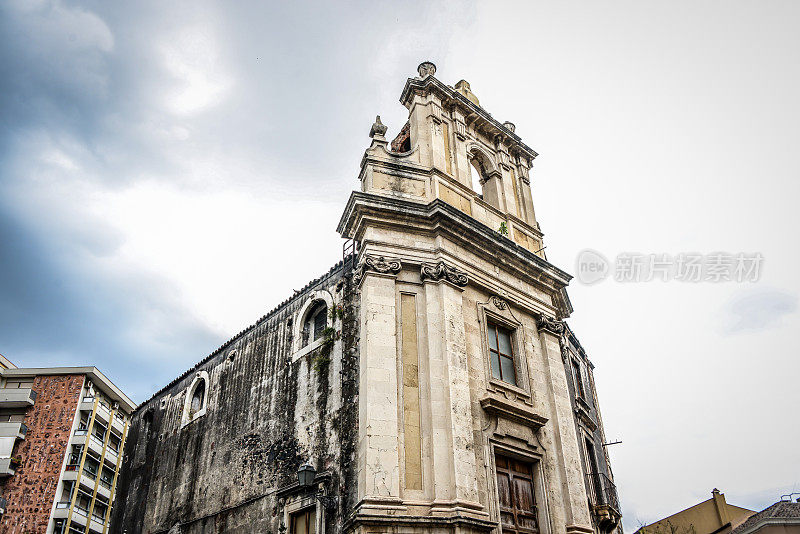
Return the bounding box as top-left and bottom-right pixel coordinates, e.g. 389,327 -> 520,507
73,504 -> 89,517
586,472 -> 620,513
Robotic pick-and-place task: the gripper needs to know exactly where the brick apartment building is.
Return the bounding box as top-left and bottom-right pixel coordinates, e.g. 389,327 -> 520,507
0,355 -> 135,534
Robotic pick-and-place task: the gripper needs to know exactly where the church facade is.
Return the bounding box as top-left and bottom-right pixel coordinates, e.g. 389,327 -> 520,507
111,62 -> 621,534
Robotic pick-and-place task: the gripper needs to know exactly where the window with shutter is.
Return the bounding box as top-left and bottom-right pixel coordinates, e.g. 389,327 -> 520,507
291,507 -> 316,534
495,454 -> 539,534
302,301 -> 328,346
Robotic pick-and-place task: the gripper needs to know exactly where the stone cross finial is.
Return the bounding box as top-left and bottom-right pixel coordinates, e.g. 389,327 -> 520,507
369,115 -> 387,139
417,61 -> 436,78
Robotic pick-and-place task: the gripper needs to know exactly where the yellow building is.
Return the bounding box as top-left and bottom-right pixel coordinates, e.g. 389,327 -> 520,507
637,489 -> 756,534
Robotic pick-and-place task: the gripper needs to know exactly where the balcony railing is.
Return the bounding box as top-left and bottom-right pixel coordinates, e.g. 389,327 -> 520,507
586,472 -> 620,514
0,421 -> 27,439
73,504 -> 89,517
99,477 -> 112,489
0,388 -> 37,407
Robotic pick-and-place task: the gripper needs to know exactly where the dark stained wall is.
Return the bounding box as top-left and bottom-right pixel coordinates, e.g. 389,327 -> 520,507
111,261 -> 359,534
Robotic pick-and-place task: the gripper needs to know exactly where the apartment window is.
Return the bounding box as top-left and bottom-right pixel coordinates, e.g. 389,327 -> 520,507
487,321 -> 517,385
495,454 -> 539,534
4,379 -> 33,388
291,507 -> 316,534
303,301 -> 328,346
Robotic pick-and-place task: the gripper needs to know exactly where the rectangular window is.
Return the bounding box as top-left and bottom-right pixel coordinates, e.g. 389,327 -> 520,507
496,454 -> 539,534
572,360 -> 585,399
313,309 -> 326,341
584,437 -> 600,504
5,379 -> 33,388
488,321 -> 516,385
291,507 -> 316,534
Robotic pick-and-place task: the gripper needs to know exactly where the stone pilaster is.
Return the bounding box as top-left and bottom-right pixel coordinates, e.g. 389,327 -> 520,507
536,316 -> 593,534
421,263 -> 483,513
358,269 -> 402,506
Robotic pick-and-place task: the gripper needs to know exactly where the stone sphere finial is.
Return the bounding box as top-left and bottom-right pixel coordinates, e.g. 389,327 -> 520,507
417,61 -> 436,78
503,121 -> 516,133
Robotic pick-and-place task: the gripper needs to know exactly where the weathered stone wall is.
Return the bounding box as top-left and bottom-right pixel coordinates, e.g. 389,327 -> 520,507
111,261 -> 358,534
1,374 -> 83,534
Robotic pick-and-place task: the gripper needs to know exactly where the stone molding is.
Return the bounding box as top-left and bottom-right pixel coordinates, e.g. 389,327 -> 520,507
480,395 -> 548,430
536,314 -> 565,336
353,255 -> 401,284
420,261 -> 468,287
348,512 -> 496,532
489,295 -> 508,310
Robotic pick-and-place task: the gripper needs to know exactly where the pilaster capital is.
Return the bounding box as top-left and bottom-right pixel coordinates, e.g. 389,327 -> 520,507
536,314 -> 565,337
420,260 -> 469,287
353,254 -> 401,284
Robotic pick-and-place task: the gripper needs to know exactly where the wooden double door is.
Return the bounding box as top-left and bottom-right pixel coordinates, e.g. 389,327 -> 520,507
495,454 -> 540,534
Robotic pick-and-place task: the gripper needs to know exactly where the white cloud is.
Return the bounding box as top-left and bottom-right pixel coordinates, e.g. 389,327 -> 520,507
160,26 -> 232,115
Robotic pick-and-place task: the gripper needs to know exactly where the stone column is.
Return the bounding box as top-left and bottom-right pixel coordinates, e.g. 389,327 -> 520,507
536,316 -> 593,534
518,164 -> 538,227
357,256 -> 402,506
481,170 -> 506,212
420,262 -> 482,511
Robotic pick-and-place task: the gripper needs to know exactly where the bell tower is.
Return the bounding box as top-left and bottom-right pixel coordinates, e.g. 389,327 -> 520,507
338,62 -> 594,534
354,60 -> 545,258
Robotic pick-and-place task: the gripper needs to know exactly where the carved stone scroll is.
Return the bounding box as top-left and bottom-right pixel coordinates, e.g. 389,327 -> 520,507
353,255 -> 401,283
536,314 -> 565,336
420,261 -> 468,287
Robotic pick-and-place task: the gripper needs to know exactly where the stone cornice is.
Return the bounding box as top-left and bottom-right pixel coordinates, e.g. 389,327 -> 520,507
399,75 -> 539,162
480,395 -> 549,430
337,193 -> 573,317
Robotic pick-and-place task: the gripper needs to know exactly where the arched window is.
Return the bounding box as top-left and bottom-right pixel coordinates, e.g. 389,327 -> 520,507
303,301 -> 328,346
181,371 -> 209,427
189,379 -> 205,418
469,158 -> 483,198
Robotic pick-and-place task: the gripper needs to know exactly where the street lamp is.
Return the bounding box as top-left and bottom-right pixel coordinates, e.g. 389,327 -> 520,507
297,463 -> 316,488
296,462 -> 337,512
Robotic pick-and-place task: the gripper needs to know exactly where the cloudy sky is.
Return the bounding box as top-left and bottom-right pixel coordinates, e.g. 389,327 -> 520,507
2,0 -> 798,529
